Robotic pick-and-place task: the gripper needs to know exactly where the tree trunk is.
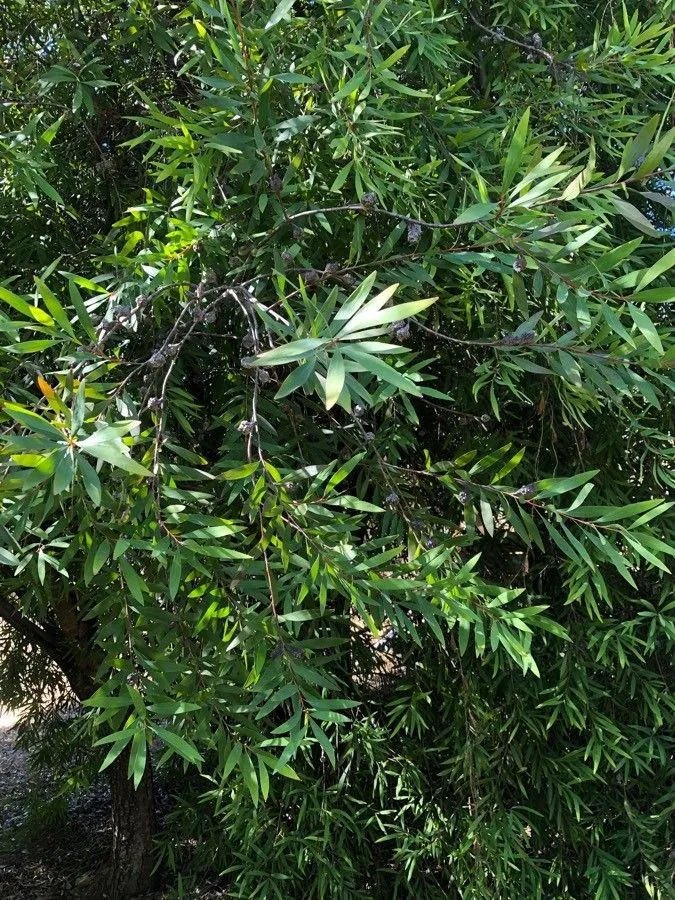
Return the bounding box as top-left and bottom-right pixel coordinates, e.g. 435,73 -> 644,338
107,747 -> 155,899
0,602 -> 156,898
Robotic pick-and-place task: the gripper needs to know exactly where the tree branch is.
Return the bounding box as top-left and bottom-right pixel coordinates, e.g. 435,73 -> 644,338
0,594 -> 65,663
465,7 -> 555,65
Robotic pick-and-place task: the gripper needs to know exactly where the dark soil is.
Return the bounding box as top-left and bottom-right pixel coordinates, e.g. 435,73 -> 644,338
0,712 -> 226,899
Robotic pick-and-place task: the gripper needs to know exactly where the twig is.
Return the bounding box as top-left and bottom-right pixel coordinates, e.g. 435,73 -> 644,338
414,320 -> 626,364
465,7 -> 554,65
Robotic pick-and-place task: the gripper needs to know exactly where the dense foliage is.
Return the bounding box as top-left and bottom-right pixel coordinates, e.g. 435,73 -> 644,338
1,0 -> 674,897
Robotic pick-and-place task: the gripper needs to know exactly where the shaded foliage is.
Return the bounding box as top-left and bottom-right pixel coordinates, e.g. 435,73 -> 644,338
0,0 -> 674,897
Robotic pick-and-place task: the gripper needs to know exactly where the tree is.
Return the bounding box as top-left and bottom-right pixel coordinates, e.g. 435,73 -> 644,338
1,0 -> 673,897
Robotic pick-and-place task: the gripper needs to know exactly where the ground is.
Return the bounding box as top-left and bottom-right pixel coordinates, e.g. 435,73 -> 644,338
0,709 -> 224,899
0,707 -> 120,898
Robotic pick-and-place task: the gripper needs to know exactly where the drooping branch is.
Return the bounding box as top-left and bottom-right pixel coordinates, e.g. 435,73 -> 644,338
0,593 -> 96,699
0,594 -> 65,662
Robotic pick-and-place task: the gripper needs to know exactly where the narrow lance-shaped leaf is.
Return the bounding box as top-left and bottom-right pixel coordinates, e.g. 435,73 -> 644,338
34,278 -> 76,337
628,303 -> 664,352
335,283 -> 399,334
337,297 -> 435,337
324,351 -> 345,409
342,345 -> 422,396
452,202 -> 498,225
150,725 -> 203,765
77,426 -> 152,476
503,107 -> 531,192
252,338 -> 325,366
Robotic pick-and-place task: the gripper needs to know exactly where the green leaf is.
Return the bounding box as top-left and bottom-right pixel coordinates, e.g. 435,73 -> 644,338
596,499 -> 669,523
610,198 -> 659,237
324,351 -> 345,409
491,447 -> 525,483
40,115 -> 66,144
98,737 -> 134,773
586,531 -> 636,588
325,452 -> 366,493
93,540 -> 111,575
3,402 -> 64,441
335,283 -> 398,333
275,360 -> 315,399
536,470 -> 599,498
621,114 -> 659,172
503,108 -> 530,192
602,305 -> 634,346
34,278 -> 76,337
375,44 -> 410,72
265,0 -> 295,29
469,444 -> 512,475
629,286 -> 675,304
593,238 -> 643,275
333,272 -> 378,322
458,618 -> 470,655
561,138 -> 595,201
544,520 -> 580,563
327,495 -> 384,512
182,542 -> 249,560
337,296 -> 435,336
0,286 -> 54,326
341,345 -> 422,395
119,558 -> 148,603
67,281 -> 97,340
452,202 -> 498,225
53,451 -> 75,494
72,381 -> 86,433
333,69 -> 368,102
257,757 -> 270,801
78,427 -> 152,476
628,304 -> 663,353
253,338 -> 325,366
220,462 -> 260,480
238,752 -> 259,806
148,701 -> 201,715
473,617 -> 486,656
40,65 -> 76,84
128,728 -> 147,789
635,127 -> 675,178
94,727 -> 138,746
169,553 -> 182,600
631,501 -> 675,529
330,161 -> 353,193
0,547 -> 20,567
255,685 -> 298,719
556,350 -> 582,386
379,76 -> 429,98
150,725 -> 203,765
32,172 -> 65,205
83,687 -> 132,709
532,615 -> 571,641
222,742 -> 242,779
623,534 -> 670,573
78,455 -> 102,505
4,339 -> 59,355
636,246 -> 675,290
278,609 -> 315,622
560,523 -> 595,569
480,497 -> 494,537
309,718 -> 336,766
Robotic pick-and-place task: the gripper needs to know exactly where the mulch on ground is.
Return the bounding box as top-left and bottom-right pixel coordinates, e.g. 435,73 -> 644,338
0,712 -> 226,899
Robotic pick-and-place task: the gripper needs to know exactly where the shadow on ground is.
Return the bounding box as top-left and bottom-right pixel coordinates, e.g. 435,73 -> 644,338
0,708 -> 116,898
0,710 -> 229,899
